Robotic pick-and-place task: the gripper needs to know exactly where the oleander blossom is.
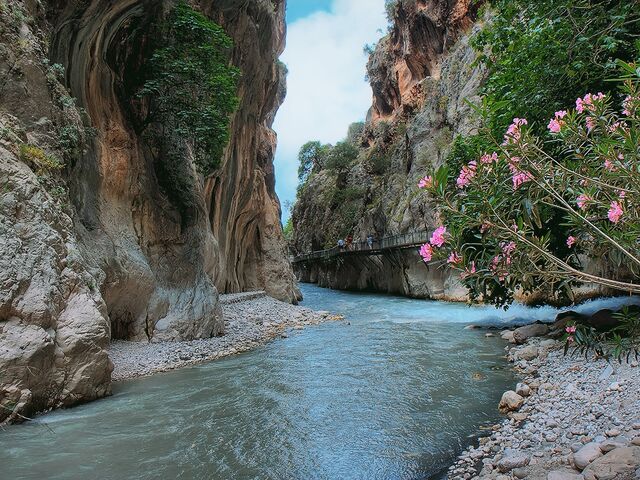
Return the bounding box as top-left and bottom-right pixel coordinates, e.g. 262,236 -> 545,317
456,161 -> 477,188
547,110 -> 568,133
566,236 -> 576,248
503,118 -> 528,145
447,251 -> 462,265
512,170 -> 533,190
430,226 -> 447,248
608,201 -> 623,223
501,241 -> 517,256
604,159 -> 616,172
566,325 -> 577,334
576,193 -> 591,210
586,117 -> 596,131
480,152 -> 499,164
419,243 -> 433,262
623,95 -> 638,116
576,92 -> 605,113
418,175 -> 433,189
460,261 -> 476,279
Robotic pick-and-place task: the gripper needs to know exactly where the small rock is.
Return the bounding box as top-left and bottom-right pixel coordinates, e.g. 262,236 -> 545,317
605,428 -> 621,437
598,364 -> 614,381
600,439 -> 626,452
631,437 -> 640,446
574,442 -> 603,470
512,467 -> 528,479
516,383 -> 531,397
501,330 -> 516,343
499,391 -> 525,413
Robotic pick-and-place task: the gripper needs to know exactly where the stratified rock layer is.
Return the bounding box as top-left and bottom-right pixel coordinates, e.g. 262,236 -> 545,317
0,0 -> 296,421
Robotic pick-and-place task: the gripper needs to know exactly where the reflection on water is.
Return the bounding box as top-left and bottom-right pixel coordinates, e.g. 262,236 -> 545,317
7,284 -> 621,479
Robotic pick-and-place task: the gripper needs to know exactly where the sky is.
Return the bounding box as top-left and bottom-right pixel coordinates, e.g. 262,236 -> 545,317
273,0 -> 387,221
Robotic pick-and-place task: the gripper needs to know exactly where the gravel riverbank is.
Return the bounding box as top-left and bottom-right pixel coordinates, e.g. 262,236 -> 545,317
447,324 -> 640,480
109,292 -> 341,381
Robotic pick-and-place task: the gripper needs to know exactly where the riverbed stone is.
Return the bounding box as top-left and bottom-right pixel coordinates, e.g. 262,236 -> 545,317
583,446 -> 640,479
574,443 -> 603,470
497,451 -> 530,472
513,323 -> 549,344
516,383 -> 531,397
499,391 -> 524,413
548,470 -> 585,480
515,345 -> 539,361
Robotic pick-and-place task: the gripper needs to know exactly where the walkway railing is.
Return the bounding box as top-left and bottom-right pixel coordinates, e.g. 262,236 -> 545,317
292,230 -> 432,264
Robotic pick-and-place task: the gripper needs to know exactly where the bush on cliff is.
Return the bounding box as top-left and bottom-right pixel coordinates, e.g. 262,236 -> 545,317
139,1 -> 239,175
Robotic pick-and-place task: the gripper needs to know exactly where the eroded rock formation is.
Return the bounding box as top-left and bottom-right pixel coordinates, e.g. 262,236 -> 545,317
0,0 -> 296,422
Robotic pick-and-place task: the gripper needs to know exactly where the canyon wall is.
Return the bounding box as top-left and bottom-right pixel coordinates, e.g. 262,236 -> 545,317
292,0 -> 487,299
0,0 -> 296,422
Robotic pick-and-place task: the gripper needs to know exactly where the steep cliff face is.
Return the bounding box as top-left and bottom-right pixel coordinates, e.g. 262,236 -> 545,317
292,0 -> 486,299
0,0 -> 296,422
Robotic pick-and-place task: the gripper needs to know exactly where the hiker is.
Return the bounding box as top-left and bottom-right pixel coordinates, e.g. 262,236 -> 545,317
367,234 -> 373,249
337,239 -> 345,250
346,234 -> 353,250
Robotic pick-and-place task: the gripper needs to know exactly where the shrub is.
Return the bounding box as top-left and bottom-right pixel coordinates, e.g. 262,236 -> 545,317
325,141 -> 358,171
19,144 -> 63,172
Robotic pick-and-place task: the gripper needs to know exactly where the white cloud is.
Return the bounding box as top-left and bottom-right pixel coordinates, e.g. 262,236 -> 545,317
273,0 -> 387,219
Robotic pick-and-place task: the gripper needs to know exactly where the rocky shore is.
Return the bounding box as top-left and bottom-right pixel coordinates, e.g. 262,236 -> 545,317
447,321 -> 640,480
109,292 -> 340,381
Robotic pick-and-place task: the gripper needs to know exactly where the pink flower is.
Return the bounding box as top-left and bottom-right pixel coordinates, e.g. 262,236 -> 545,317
622,95 -> 638,116
512,171 -> 533,190
503,118 -> 528,145
577,92 -> 605,113
447,251 -> 462,265
548,118 -> 562,133
619,190 -> 626,199
586,117 -> 596,131
566,236 -> 576,248
566,325 -> 577,334
418,175 -> 433,189
480,222 -> 491,234
456,161 -> 477,188
419,243 -> 433,262
576,193 -> 591,210
430,226 -> 447,247
501,241 -> 516,256
480,152 -> 498,164
460,261 -> 476,279
604,159 -> 616,172
548,110 -> 568,133
608,201 -> 623,223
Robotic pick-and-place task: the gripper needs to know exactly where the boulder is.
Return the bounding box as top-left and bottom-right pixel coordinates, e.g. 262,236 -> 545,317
499,391 -> 524,413
501,330 -> 516,343
583,446 -> 640,480
600,439 -> 626,453
574,442 -> 603,470
513,323 -> 549,344
515,345 -> 539,361
587,309 -> 620,331
497,451 -> 530,473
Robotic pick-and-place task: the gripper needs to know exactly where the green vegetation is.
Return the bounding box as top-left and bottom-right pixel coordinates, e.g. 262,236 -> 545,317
324,141 -> 358,171
19,144 -> 63,172
297,141 -> 329,183
139,1 -> 239,175
453,0 -> 640,165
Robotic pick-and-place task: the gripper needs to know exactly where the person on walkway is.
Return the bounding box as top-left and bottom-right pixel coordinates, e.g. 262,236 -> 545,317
337,239 -> 345,250
346,234 -> 353,251
367,235 -> 373,249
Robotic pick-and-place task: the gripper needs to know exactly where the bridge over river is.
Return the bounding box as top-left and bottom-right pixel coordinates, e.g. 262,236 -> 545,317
291,231 -> 435,264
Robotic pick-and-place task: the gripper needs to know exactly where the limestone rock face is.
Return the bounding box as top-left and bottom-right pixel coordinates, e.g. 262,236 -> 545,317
1,0 -> 295,421
367,0 -> 486,123
292,1 -> 487,298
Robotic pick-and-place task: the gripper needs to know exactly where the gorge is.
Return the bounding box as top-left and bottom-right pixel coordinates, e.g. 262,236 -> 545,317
2,0 -> 640,479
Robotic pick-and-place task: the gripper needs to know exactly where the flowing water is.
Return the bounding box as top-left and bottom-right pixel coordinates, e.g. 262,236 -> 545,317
2,285 -> 636,480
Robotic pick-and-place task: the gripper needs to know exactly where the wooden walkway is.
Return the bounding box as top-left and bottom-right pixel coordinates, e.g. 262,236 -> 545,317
291,231 -> 432,264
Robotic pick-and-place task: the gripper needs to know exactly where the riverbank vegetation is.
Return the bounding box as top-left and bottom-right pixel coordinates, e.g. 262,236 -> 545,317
418,0 -> 640,359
